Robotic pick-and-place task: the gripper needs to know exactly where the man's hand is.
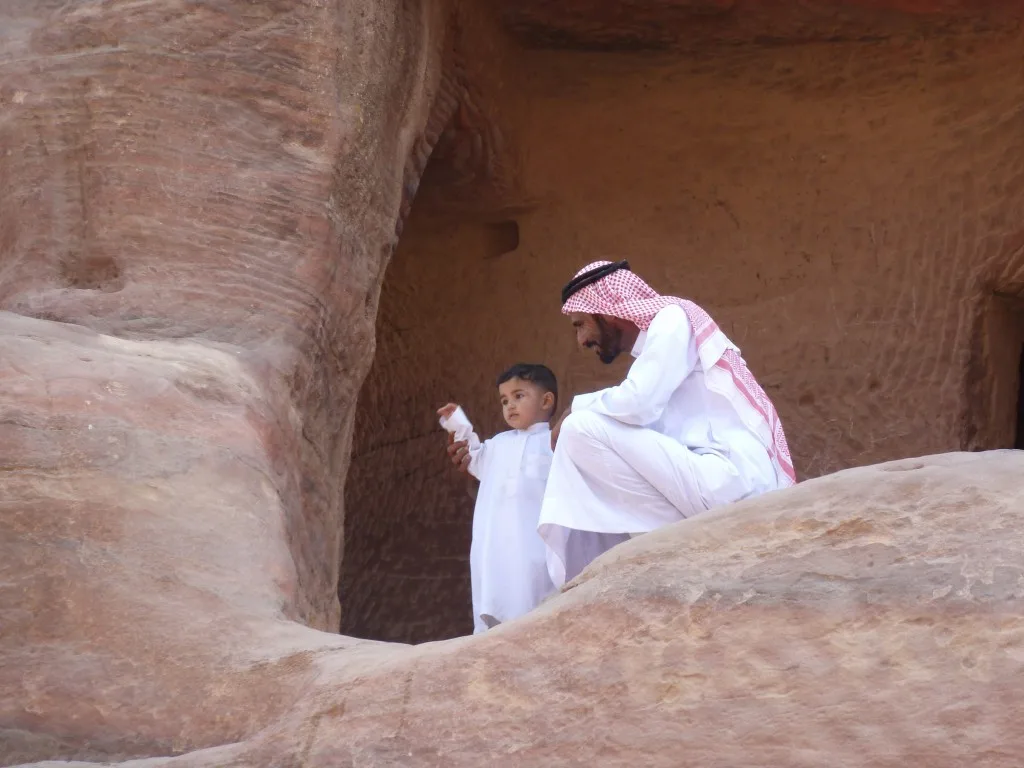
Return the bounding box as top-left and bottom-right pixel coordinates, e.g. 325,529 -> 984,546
550,408 -> 571,451
445,432 -> 472,473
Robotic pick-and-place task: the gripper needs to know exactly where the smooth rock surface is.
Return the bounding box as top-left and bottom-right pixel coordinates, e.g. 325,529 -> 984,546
12,450 -> 1024,767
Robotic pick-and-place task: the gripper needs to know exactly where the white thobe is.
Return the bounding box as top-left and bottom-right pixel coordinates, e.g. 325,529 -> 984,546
538,303 -> 781,587
465,421 -> 556,633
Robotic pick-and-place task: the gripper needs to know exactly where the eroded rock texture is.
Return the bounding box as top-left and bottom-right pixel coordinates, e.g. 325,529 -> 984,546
1,0 -> 447,761
2,0 -> 1024,764
14,451 -> 1024,767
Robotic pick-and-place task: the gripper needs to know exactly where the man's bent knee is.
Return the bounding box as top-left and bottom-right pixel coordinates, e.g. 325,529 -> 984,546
558,411 -> 612,455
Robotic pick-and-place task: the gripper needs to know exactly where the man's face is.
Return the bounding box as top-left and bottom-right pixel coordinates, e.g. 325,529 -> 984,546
570,312 -> 626,365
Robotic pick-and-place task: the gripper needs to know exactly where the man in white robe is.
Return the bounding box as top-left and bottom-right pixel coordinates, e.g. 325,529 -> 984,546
539,260 -> 797,587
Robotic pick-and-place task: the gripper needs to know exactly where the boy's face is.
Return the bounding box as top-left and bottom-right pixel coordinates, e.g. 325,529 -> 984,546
498,377 -> 553,430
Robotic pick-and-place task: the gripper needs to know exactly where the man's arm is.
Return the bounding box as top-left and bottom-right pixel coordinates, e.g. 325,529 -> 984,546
550,407 -> 571,450
446,433 -> 486,478
572,304 -> 697,426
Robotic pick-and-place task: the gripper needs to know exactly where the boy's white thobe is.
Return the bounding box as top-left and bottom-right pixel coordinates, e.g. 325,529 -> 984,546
539,304 -> 783,587
451,416 -> 556,633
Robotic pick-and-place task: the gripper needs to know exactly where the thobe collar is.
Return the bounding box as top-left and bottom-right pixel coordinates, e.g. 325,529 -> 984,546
521,421 -> 550,435
631,330 -> 648,358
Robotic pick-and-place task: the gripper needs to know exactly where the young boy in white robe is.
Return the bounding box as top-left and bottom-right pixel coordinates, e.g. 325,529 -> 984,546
437,363 -> 558,634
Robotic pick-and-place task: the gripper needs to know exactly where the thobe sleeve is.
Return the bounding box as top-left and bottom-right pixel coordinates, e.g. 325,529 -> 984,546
571,304 -> 696,426
439,406 -> 488,480
467,435 -> 488,480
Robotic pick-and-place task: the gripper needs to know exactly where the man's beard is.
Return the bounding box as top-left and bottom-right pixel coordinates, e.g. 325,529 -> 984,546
594,316 -> 622,365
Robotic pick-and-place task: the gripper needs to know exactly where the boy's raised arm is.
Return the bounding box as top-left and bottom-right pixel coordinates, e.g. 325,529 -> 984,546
438,404 -> 485,478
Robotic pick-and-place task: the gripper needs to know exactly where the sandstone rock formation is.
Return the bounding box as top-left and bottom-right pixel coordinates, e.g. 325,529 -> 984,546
10,451 -> 1024,767
2,0 -> 1024,764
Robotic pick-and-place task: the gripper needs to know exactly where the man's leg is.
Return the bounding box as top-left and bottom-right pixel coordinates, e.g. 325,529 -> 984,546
539,411 -> 728,586
551,411 -> 711,527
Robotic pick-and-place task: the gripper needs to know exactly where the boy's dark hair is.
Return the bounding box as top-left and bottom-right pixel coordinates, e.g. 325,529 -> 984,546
496,363 -> 558,413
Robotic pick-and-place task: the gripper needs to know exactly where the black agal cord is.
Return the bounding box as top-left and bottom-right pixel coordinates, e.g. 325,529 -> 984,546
560,260 -> 631,305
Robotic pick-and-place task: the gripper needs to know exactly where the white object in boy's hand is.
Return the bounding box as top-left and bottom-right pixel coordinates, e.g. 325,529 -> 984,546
438,405 -> 475,444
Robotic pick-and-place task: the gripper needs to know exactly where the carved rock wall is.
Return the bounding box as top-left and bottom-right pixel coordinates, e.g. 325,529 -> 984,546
344,24 -> 1024,642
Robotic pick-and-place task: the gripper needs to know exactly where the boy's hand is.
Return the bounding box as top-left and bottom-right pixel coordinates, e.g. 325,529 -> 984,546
437,403 -> 458,419
550,408 -> 571,451
446,433 -> 471,473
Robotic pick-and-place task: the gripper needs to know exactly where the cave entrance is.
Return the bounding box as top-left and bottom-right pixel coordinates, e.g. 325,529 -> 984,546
338,151 -> 537,643
1016,345 -> 1024,449
337,3 -> 1024,644
963,295 -> 1024,453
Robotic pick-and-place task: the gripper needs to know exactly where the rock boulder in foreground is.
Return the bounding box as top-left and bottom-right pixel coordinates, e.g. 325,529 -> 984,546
9,451 -> 1024,767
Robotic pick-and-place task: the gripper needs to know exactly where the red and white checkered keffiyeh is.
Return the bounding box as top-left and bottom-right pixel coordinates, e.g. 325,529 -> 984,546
563,261 -> 796,487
